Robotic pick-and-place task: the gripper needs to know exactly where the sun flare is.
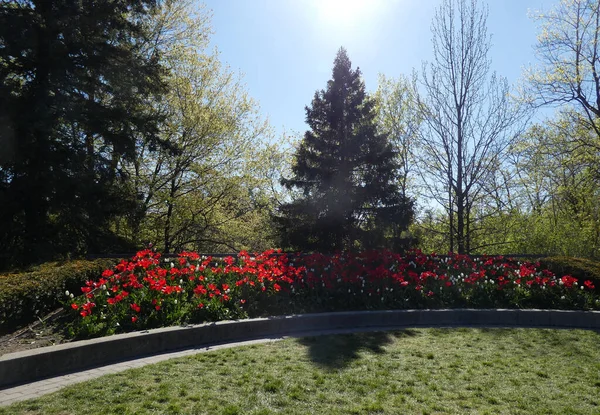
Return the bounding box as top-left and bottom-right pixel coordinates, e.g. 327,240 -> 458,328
315,0 -> 373,24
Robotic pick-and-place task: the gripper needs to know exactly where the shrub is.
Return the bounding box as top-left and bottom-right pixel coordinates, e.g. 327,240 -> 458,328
538,257 -> 600,293
0,258 -> 117,334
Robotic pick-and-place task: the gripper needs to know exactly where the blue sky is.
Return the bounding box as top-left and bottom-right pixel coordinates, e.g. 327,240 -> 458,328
202,0 -> 555,138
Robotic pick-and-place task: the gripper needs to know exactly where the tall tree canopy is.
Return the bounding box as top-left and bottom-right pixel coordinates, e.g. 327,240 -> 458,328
119,0 -> 283,254
276,48 -> 413,252
0,0 -> 165,268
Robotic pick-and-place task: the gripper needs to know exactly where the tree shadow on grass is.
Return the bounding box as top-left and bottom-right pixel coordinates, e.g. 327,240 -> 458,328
297,329 -> 418,370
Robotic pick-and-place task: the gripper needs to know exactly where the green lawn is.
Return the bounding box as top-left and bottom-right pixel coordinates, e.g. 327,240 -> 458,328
3,328 -> 600,414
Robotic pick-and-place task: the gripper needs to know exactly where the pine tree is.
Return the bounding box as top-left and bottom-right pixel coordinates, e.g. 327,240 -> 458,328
276,48 -> 413,252
0,0 -> 165,268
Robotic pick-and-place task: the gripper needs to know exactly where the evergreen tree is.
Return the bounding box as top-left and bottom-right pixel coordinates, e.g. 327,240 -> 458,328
0,0 -> 165,269
276,48 -> 413,252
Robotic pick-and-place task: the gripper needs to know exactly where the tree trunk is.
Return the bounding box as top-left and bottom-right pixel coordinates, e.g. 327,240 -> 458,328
164,177 -> 177,253
465,198 -> 471,254
456,114 -> 465,254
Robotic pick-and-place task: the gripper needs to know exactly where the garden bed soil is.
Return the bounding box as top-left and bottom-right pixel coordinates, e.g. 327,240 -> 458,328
0,310 -> 70,356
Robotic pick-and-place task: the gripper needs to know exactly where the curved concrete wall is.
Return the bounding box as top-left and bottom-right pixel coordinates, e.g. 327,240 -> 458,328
1,309 -> 599,388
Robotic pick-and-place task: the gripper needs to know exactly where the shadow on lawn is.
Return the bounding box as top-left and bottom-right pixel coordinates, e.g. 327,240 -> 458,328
297,329 -> 418,370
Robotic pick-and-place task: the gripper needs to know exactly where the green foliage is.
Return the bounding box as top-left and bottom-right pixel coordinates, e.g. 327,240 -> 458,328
276,48 -> 414,252
526,0 -> 600,140
412,110 -> 600,259
375,73 -> 421,200
411,211 -> 451,254
120,0 -> 282,254
492,113 -> 600,259
0,0 -> 166,269
0,0 -> 291,270
538,257 -> 600,289
0,259 -> 116,334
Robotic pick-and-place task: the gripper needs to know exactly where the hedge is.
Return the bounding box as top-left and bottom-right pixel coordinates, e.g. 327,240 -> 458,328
0,259 -> 117,334
537,256 -> 600,293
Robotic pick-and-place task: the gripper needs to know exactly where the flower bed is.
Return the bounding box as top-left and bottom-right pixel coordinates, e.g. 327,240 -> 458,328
66,249 -> 599,338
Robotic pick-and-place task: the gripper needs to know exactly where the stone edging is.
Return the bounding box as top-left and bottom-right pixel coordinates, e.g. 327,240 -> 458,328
1,309 -> 599,389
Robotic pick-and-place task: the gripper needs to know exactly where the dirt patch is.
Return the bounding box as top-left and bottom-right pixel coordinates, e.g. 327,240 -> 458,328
0,310 -> 72,356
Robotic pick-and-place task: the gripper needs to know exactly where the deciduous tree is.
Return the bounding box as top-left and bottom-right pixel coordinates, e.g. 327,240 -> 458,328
417,0 -> 527,254
375,74 -> 421,201
124,0 -> 280,253
526,0 -> 600,148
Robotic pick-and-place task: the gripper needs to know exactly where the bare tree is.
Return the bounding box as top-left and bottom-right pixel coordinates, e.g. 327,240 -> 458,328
526,0 -> 600,148
417,0 -> 528,253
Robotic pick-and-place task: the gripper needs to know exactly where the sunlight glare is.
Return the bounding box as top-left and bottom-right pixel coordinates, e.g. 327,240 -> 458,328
315,0 -> 374,25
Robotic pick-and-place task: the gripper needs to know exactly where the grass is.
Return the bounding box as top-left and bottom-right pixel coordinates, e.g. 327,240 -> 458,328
2,328 -> 600,414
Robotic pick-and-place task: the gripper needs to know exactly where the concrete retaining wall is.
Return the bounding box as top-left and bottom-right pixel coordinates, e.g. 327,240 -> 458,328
2,309 -> 599,388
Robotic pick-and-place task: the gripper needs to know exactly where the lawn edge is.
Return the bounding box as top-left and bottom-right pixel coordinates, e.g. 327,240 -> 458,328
1,308 -> 599,388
